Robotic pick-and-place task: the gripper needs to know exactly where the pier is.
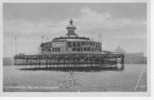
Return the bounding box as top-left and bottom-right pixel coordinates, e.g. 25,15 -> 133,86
14,52 -> 124,71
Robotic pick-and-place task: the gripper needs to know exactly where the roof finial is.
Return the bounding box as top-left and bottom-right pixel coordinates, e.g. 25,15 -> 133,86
70,19 -> 73,25
66,19 -> 78,37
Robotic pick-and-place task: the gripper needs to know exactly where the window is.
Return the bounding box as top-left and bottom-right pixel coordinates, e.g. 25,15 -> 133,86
77,42 -> 80,47
67,42 -> 72,47
73,42 -> 76,47
87,47 -> 90,51
52,48 -> 60,52
84,48 -> 87,51
72,48 -> 76,51
80,48 -> 83,52
82,42 -> 85,45
90,42 -> 93,46
57,48 -> 60,52
77,48 -> 80,51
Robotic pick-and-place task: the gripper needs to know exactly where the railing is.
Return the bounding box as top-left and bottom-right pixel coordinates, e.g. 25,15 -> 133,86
14,52 -> 124,71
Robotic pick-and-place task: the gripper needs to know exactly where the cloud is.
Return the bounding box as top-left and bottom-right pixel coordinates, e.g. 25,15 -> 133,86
75,7 -> 111,31
73,7 -> 146,41
4,7 -> 146,38
3,7 -> 147,57
76,7 -> 145,30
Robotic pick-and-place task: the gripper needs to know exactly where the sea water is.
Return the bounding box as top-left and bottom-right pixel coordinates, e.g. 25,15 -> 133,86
3,64 -> 147,92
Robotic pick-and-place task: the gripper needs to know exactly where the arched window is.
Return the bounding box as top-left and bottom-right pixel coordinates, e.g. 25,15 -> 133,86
84,48 -> 87,51
77,48 -> 80,51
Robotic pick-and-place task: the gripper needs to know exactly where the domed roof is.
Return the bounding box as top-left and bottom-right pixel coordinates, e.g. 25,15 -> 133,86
52,19 -> 91,42
42,19 -> 92,45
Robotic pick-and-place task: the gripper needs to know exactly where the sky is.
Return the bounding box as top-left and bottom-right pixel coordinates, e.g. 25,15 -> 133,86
3,3 -> 147,57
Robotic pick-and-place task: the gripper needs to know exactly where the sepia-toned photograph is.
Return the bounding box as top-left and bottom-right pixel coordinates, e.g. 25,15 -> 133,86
3,2 -> 149,94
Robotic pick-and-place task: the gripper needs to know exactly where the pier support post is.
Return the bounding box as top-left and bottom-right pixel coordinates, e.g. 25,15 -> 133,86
121,55 -> 124,70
